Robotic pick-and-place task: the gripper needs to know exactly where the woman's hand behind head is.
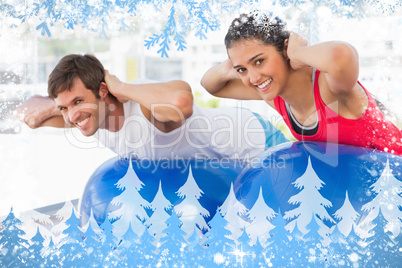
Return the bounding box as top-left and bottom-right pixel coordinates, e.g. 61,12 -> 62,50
287,31 -> 309,70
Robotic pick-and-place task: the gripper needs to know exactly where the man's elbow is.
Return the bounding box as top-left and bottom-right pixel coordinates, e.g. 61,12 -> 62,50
22,116 -> 42,129
173,90 -> 194,121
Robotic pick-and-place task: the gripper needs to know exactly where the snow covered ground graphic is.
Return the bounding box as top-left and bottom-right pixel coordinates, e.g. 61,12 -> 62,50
2,147 -> 402,267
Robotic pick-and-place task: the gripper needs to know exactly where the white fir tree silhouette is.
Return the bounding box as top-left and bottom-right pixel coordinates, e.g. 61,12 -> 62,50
145,180 -> 173,243
284,157 -> 335,237
19,209 -> 53,245
360,159 -> 402,237
81,209 -> 103,234
333,191 -> 360,237
174,165 -> 210,238
219,182 -> 249,241
246,187 -> 276,246
50,200 -> 79,245
109,160 -> 150,239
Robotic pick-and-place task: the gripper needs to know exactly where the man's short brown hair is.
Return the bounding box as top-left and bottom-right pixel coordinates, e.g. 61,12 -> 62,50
48,54 -> 105,99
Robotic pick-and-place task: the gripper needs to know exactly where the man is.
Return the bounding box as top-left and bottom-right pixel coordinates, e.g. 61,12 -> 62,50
17,54 -> 287,160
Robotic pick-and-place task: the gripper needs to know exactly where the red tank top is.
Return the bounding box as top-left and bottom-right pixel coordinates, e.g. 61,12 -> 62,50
274,70 -> 402,156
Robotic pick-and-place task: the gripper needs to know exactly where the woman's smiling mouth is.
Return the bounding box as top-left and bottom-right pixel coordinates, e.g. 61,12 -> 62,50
256,78 -> 273,91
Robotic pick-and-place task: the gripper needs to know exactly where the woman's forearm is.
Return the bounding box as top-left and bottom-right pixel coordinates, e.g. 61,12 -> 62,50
201,60 -> 261,100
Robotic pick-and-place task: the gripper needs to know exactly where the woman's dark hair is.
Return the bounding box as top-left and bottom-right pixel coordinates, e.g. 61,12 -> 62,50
373,95 -> 400,124
48,54 -> 105,99
225,12 -> 290,52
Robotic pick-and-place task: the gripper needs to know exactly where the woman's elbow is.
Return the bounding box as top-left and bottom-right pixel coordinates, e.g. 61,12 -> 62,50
329,43 -> 359,92
200,77 -> 211,93
331,42 -> 359,73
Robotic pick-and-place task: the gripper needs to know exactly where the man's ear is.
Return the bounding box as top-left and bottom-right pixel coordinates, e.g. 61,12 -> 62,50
99,82 -> 109,100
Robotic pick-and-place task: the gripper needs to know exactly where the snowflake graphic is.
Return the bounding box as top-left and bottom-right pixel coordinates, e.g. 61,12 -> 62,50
161,248 -> 169,257
2,0 -> 402,57
318,246 -> 341,268
1,0 -> 255,57
225,243 -> 253,266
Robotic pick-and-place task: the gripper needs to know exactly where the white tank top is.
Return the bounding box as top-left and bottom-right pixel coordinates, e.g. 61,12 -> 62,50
96,101 -> 270,160
94,79 -> 269,160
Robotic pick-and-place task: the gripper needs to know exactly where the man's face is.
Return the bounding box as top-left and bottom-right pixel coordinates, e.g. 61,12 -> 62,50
55,78 -> 107,136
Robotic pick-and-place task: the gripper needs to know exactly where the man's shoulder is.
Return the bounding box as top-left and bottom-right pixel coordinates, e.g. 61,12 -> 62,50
122,100 -> 141,115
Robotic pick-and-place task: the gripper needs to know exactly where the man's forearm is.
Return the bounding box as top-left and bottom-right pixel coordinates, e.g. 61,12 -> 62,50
15,95 -> 63,129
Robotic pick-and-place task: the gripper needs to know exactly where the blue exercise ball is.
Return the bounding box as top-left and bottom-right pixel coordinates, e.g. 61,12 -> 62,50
80,158 -> 245,230
234,141 -> 402,266
79,141 -> 402,266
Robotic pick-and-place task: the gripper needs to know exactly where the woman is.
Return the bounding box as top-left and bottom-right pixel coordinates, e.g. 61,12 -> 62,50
201,12 -> 402,156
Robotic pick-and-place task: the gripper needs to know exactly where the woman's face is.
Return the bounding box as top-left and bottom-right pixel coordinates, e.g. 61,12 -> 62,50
227,39 -> 289,102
